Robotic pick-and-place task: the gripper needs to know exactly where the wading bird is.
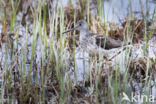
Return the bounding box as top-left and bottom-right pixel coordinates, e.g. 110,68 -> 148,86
63,20 -> 126,56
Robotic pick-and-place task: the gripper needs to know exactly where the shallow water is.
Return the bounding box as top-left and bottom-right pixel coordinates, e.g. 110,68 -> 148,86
61,0 -> 156,23
103,0 -> 156,23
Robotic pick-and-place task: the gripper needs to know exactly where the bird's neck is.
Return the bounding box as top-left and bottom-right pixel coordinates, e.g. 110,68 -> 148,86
80,29 -> 90,36
79,30 -> 90,43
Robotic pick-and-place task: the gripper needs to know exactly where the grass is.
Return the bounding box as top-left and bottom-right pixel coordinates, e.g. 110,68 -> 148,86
0,0 -> 156,104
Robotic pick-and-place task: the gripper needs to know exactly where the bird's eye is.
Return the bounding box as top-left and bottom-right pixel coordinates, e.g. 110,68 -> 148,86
79,23 -> 82,26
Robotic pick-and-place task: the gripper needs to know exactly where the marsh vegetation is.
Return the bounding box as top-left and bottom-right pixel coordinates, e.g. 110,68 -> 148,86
0,0 -> 156,103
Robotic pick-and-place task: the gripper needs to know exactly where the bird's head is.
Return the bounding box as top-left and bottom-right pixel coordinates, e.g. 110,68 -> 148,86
63,20 -> 89,34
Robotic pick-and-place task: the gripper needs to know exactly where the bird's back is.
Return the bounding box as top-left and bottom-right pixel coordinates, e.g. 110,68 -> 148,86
87,33 -> 123,49
93,33 -> 123,49
80,33 -> 123,51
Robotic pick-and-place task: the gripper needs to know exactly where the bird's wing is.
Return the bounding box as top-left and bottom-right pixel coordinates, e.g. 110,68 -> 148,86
95,35 -> 123,49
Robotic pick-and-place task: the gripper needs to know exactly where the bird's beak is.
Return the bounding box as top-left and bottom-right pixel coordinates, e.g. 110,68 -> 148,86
62,25 -> 79,34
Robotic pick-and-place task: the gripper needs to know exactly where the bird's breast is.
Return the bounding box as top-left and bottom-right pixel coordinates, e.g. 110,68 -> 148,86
79,36 -> 97,50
